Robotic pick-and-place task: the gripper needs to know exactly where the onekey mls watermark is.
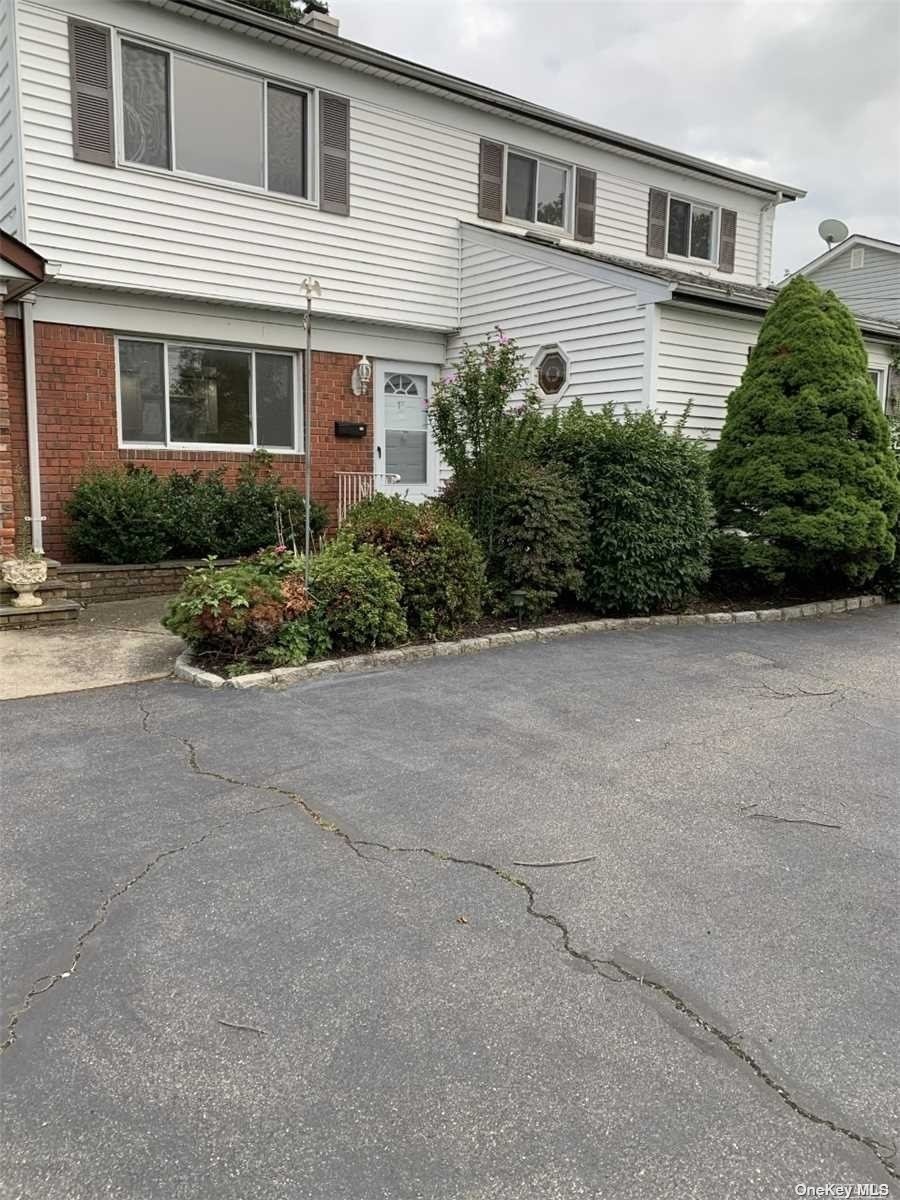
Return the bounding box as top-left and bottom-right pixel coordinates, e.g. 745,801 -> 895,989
794,1186 -> 890,1198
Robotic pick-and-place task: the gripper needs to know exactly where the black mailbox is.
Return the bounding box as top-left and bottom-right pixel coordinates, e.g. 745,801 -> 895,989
335,421 -> 367,439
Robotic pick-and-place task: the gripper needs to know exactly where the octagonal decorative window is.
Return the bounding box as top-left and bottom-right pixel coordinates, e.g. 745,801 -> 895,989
536,348 -> 568,395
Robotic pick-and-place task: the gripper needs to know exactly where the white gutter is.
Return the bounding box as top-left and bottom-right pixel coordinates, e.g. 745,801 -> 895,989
756,191 -> 783,286
20,263 -> 59,556
21,295 -> 43,555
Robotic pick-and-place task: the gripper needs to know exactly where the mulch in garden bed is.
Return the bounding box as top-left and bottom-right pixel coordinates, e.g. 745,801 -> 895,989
191,584 -> 876,678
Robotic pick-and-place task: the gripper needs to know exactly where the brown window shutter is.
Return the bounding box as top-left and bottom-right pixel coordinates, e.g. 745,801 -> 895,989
477,139 -> 504,222
718,209 -> 737,273
69,19 -> 115,166
319,93 -> 350,215
573,167 -> 596,243
646,188 -> 668,258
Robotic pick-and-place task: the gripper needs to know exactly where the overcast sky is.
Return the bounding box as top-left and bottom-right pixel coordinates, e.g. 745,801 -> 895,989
334,0 -> 900,280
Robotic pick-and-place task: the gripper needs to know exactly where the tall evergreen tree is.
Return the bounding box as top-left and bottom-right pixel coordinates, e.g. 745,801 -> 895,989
710,276 -> 900,584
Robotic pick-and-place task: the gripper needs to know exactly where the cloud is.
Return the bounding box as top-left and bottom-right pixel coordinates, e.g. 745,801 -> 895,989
336,0 -> 900,278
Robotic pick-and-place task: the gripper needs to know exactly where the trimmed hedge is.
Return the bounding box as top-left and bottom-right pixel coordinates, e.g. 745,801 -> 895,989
538,402 -> 712,614
66,453 -> 326,564
339,494 -> 484,638
490,465 -> 588,619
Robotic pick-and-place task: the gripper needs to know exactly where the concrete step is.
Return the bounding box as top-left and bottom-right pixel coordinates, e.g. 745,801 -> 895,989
0,578 -> 70,602
0,598 -> 81,630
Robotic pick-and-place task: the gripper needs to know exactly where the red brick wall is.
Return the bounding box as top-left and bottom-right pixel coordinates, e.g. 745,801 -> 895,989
5,321 -> 374,562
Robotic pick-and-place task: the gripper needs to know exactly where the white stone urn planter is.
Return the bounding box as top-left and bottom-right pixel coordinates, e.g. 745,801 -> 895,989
1,556 -> 47,608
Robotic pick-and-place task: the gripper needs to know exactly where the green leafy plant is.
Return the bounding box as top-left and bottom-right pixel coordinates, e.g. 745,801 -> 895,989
875,413 -> 900,601
66,467 -> 173,564
218,451 -> 326,557
710,276 -> 900,586
339,494 -> 484,638
162,557 -> 316,665
539,402 -> 712,613
430,330 -> 542,555
309,540 -> 407,651
490,465 -> 588,619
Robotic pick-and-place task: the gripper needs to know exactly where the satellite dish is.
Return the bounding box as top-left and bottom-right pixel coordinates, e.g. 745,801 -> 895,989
818,219 -> 849,249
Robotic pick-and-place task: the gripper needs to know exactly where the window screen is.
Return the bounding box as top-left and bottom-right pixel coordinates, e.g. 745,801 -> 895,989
122,42 -> 170,168
267,85 -> 306,197
119,340 -> 166,442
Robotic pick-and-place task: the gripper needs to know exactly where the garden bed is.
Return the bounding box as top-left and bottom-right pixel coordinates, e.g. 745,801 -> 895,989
174,593 -> 887,690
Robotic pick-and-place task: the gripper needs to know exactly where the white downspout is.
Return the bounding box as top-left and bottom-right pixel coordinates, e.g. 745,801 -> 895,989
21,294 -> 43,555
756,191 -> 783,286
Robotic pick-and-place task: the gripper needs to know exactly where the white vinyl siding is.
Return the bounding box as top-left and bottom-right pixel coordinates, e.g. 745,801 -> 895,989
656,303 -> 897,440
806,244 -> 900,322
656,305 -> 758,440
16,0 -> 777,323
0,0 -> 22,235
17,0 -> 472,327
452,228 -> 651,413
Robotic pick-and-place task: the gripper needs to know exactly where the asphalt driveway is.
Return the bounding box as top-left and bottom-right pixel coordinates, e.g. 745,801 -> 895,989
1,609 -> 898,1199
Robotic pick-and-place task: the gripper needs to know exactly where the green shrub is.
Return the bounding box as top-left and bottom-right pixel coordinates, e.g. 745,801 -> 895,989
429,330 -> 542,555
164,470 -> 231,558
217,452 -> 327,557
162,558 -> 316,666
539,402 -> 712,613
66,452 -> 326,564
710,277 -> 900,586
309,540 -> 407,651
490,465 -> 588,619
875,414 -> 900,601
66,467 -> 172,564
339,494 -> 484,637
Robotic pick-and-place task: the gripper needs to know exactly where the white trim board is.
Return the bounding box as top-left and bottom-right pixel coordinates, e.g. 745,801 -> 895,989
15,285 -> 449,363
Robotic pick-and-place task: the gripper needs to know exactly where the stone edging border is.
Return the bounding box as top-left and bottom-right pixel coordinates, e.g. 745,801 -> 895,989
173,594 -> 887,691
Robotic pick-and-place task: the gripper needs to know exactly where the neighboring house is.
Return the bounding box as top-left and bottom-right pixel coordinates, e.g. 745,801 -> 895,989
793,235 -> 900,323
1,0 -> 898,560
790,236 -> 900,416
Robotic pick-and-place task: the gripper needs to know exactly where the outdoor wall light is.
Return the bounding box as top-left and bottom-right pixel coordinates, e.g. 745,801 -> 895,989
509,588 -> 527,628
351,354 -> 372,396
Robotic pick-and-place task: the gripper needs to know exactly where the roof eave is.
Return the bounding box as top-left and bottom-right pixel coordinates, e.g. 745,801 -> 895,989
152,0 -> 806,200
671,284 -> 900,339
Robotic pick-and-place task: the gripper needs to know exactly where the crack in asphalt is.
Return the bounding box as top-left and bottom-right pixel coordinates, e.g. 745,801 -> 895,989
5,697 -> 896,1184
1,762 -> 298,1052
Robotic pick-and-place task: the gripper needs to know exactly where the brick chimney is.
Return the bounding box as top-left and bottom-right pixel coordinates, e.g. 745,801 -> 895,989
300,8 -> 340,35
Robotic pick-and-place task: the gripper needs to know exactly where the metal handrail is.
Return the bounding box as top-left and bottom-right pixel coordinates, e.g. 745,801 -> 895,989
335,471 -> 402,525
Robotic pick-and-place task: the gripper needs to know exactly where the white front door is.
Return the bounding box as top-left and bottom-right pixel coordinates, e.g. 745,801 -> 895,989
373,361 -> 439,502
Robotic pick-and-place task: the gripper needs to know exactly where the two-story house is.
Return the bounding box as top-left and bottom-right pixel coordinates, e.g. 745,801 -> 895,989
2,0 -> 898,561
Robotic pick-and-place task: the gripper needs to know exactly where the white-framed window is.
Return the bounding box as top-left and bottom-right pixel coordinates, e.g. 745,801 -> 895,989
850,247 -> 865,270
666,195 -> 719,263
116,337 -> 301,452
119,38 -> 310,198
868,368 -> 886,407
504,148 -> 572,232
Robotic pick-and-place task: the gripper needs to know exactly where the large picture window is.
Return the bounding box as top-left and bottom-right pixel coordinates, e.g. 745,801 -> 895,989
118,338 -> 299,451
120,41 -> 308,197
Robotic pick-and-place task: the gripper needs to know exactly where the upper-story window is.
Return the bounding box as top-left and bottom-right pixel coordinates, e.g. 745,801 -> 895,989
121,41 -> 308,197
646,187 -> 736,274
478,139 -> 596,244
666,196 -> 717,262
505,151 -> 570,230
69,19 -> 352,213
